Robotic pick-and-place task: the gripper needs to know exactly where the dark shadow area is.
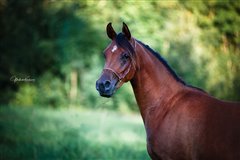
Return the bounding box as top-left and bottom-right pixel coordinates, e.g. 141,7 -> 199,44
0,0 -> 104,105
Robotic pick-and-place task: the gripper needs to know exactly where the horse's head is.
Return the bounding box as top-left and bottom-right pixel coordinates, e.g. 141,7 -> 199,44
96,23 -> 137,97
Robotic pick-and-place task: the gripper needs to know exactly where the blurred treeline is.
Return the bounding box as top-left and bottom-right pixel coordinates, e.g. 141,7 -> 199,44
0,0 -> 239,110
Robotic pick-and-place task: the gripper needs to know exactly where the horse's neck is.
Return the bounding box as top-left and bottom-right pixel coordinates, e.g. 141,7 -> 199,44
130,42 -> 184,122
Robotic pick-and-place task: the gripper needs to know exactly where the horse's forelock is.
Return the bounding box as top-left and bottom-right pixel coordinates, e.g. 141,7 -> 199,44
115,33 -> 135,55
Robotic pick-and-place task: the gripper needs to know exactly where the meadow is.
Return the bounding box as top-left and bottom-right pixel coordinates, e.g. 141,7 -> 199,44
0,106 -> 150,160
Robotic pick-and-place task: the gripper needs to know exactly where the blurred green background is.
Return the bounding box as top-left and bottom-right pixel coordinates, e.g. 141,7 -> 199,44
0,0 -> 239,159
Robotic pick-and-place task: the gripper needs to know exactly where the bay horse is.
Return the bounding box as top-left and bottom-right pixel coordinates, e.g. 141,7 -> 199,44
96,22 -> 240,160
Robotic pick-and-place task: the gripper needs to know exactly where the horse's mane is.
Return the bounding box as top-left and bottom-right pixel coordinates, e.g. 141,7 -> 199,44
136,40 -> 186,85
137,40 -> 206,92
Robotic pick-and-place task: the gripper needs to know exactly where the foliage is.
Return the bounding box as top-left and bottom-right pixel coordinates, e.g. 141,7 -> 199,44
0,106 -> 149,159
180,0 -> 240,100
0,0 -> 239,110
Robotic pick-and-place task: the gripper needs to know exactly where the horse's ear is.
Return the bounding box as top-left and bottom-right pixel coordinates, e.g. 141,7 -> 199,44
122,22 -> 131,40
106,22 -> 116,40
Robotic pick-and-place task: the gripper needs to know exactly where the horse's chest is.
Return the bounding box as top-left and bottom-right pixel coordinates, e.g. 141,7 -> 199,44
146,129 -> 187,160
145,117 -> 187,159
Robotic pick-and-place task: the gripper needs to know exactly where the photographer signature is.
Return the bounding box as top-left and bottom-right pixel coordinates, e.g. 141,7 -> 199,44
10,76 -> 35,83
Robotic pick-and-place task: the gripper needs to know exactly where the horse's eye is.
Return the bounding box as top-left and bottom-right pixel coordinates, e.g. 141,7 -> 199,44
120,53 -> 130,65
123,53 -> 130,59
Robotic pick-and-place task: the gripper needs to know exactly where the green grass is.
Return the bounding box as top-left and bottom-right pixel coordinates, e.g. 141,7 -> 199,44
0,106 -> 150,160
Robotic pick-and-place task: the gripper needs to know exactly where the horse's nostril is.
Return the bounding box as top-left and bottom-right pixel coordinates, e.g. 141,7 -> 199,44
99,83 -> 105,92
104,80 -> 111,89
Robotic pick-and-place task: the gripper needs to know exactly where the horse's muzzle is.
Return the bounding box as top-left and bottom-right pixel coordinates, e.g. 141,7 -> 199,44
96,73 -> 118,98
